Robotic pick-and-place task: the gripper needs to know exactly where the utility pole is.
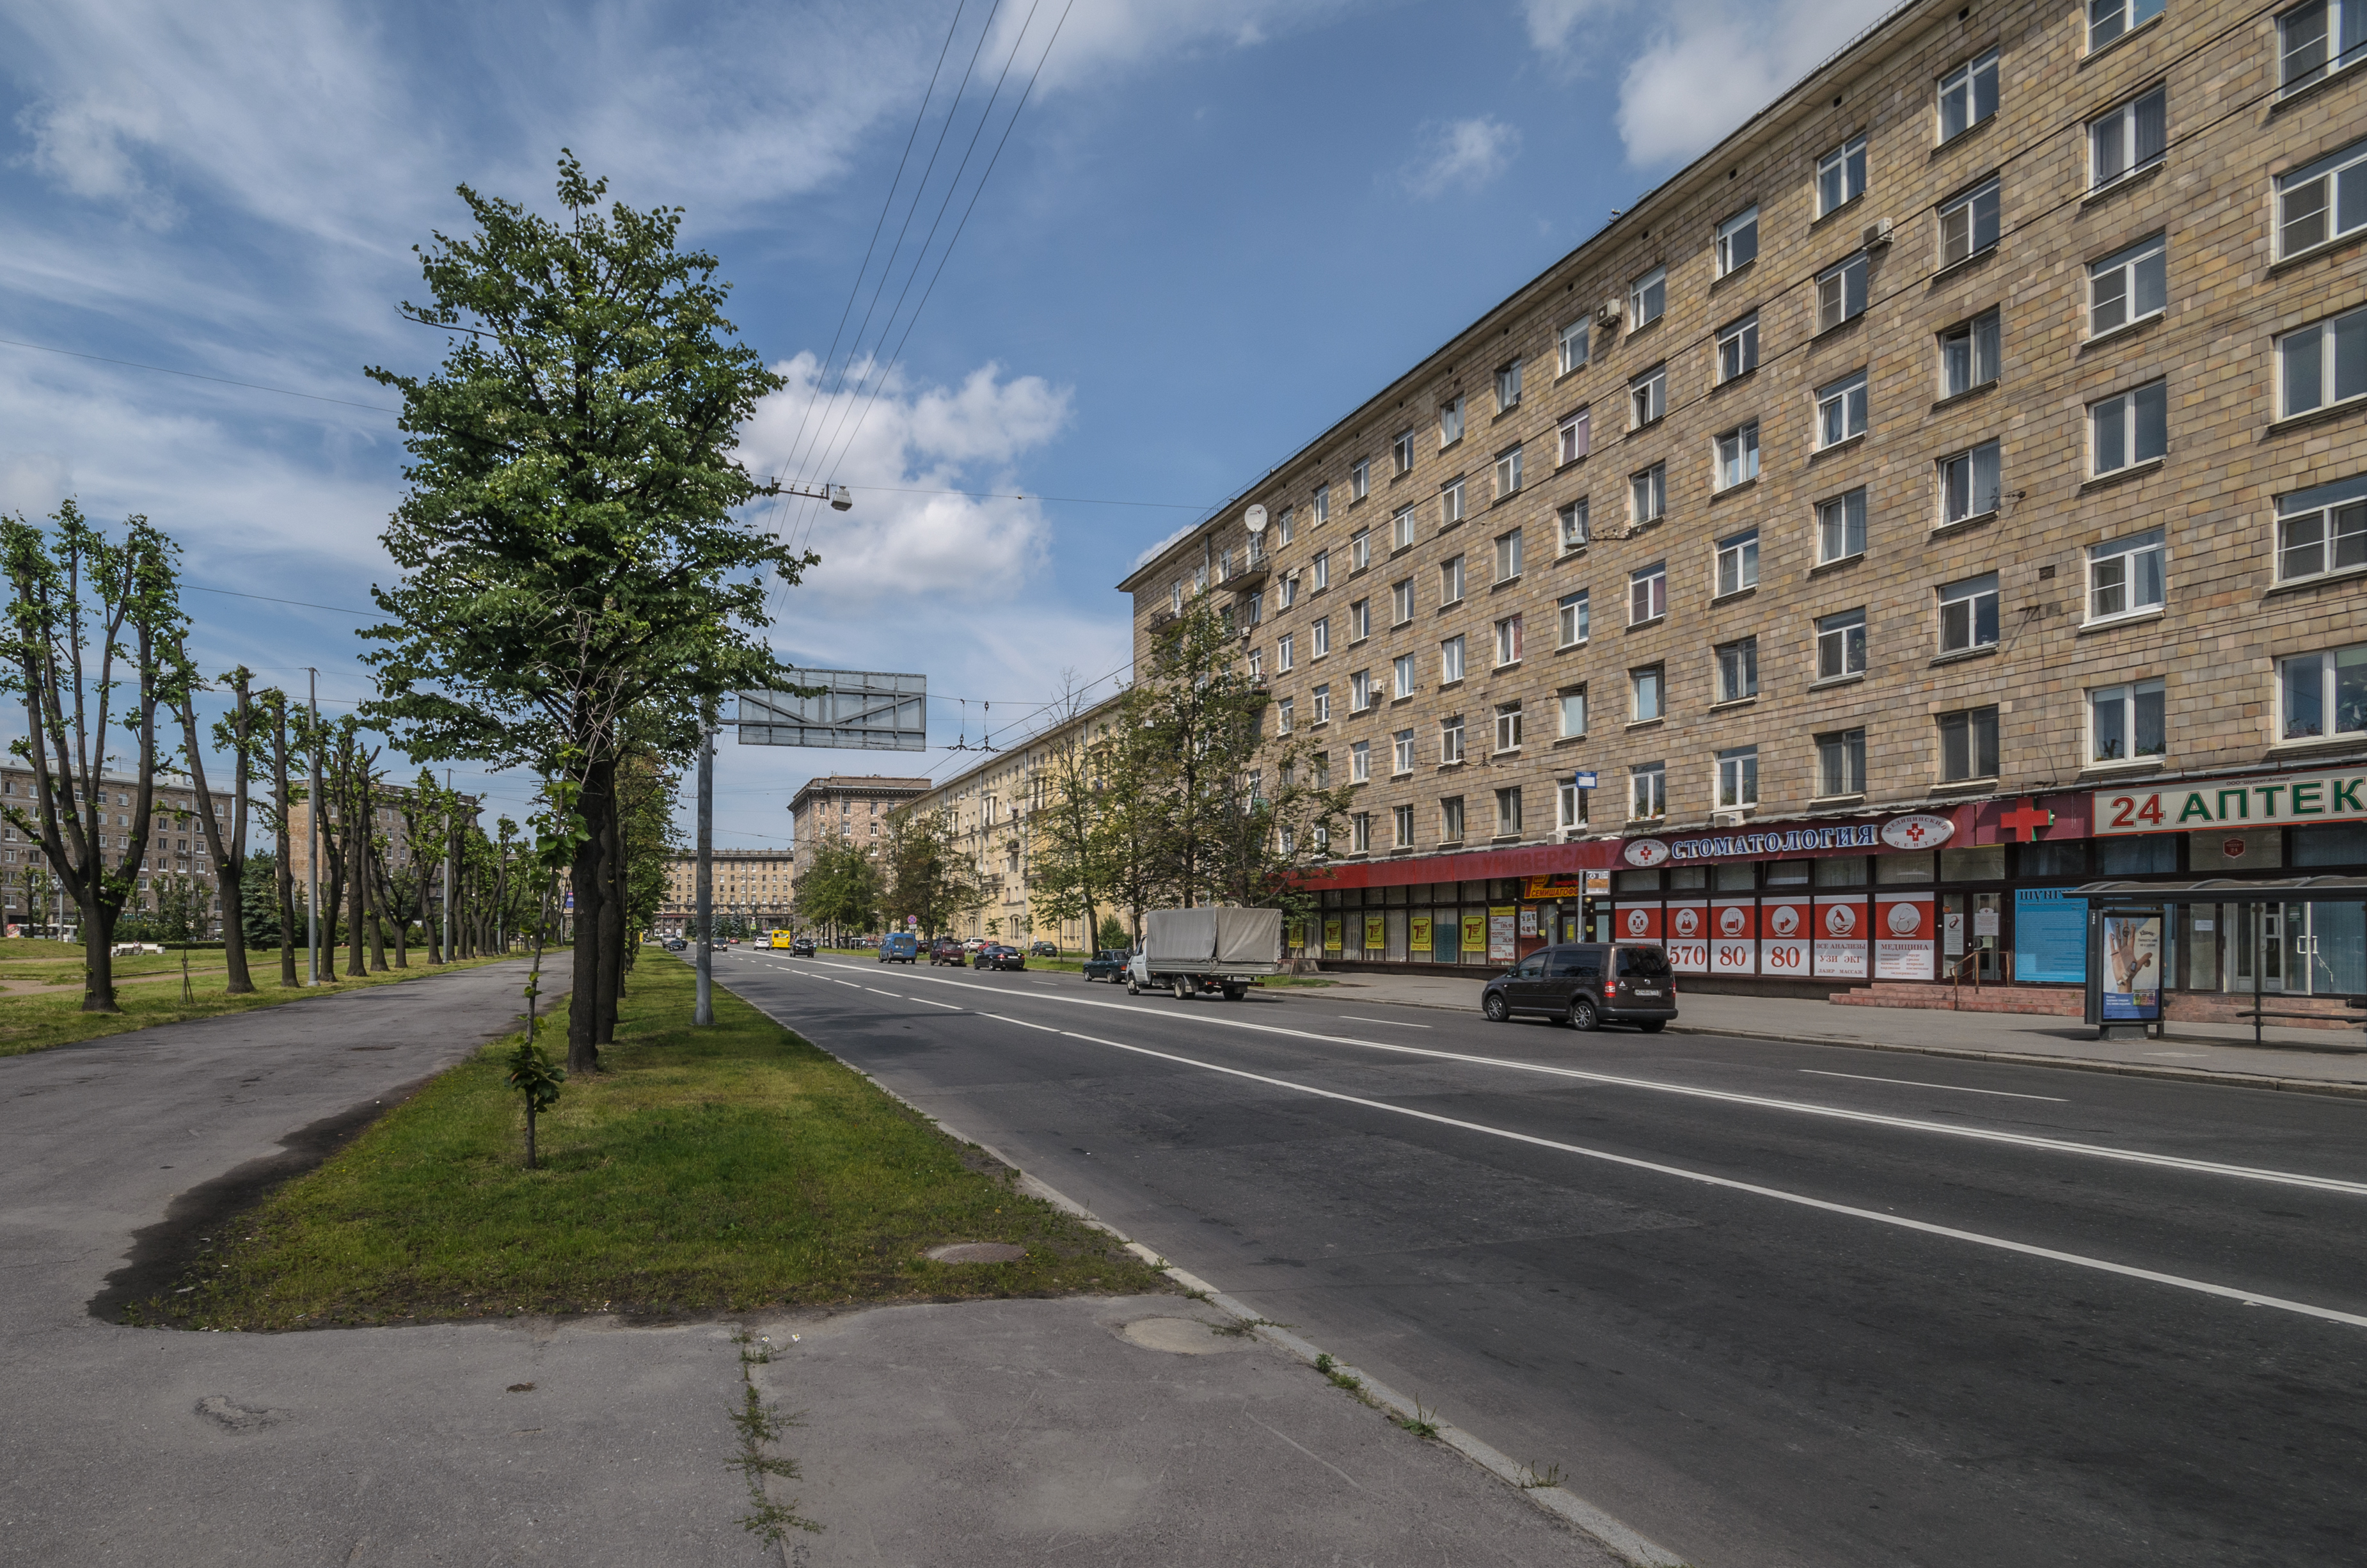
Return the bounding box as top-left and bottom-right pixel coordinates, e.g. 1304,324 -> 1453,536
695,715 -> 714,1026
442,768 -> 453,962
306,669 -> 321,986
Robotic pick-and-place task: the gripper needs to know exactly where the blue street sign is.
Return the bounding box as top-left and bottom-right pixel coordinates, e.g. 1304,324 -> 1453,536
1571,770 -> 1598,790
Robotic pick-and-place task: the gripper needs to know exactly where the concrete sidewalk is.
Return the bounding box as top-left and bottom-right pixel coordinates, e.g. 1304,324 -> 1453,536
1280,970 -> 2367,1095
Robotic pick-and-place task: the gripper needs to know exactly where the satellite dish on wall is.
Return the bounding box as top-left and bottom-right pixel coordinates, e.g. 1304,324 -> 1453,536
1244,504 -> 1268,534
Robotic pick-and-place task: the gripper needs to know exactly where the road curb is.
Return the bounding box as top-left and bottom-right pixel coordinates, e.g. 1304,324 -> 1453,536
729,977 -> 1690,1568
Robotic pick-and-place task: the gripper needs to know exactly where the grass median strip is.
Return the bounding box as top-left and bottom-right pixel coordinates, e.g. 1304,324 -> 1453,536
127,958 -> 1166,1330
1,951 -> 527,1058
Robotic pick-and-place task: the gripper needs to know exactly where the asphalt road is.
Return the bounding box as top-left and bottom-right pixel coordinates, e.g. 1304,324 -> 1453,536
711,947 -> 2367,1568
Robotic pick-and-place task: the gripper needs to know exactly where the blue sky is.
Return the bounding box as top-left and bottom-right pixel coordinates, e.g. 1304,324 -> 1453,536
0,0 -> 1892,850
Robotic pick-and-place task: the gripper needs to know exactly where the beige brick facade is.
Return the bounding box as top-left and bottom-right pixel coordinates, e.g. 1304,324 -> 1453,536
1119,0 -> 2367,994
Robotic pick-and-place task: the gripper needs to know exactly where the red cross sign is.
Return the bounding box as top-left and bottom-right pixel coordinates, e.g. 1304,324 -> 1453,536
2000,798 -> 2054,843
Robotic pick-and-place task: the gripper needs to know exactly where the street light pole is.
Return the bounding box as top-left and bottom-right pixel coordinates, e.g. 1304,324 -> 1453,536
695,714 -> 714,1026
306,668 -> 321,986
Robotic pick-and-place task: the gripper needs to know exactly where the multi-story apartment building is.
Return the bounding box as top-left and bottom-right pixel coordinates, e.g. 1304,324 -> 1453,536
906,695 -> 1127,947
1120,0 -> 2366,1013
786,774 -> 932,882
1,766 -> 226,933
657,848 -> 796,936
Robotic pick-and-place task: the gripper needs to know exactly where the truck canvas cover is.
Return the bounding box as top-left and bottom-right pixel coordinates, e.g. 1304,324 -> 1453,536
1214,908 -> 1283,966
1143,908 -> 1220,965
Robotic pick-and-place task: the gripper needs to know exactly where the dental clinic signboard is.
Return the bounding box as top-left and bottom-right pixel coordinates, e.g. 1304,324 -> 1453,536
2093,767 -> 2367,834
1623,812 -> 1955,867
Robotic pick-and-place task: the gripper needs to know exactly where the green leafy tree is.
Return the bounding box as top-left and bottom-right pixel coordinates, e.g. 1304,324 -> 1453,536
361,154 -> 806,1072
241,849 -> 283,949
504,1040 -> 566,1169
794,837 -> 882,945
173,658 -> 258,992
0,502 -> 186,1010
880,807 -> 980,937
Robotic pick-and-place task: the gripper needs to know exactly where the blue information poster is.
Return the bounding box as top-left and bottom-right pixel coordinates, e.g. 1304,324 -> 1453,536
2015,889 -> 2087,984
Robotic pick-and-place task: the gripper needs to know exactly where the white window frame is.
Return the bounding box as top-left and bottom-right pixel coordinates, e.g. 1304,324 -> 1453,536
1937,708 -> 1998,782
1313,484 -> 1331,523
1440,553 -> 1466,605
1441,715 -> 1466,764
1942,308 -> 2002,395
1716,746 -> 1759,809
1439,396 -> 1464,447
2279,1 -> 2367,94
1557,685 -> 1588,739
1350,811 -> 1370,853
1940,440 -> 2002,525
1937,48 -> 2000,142
2088,527 -> 2167,622
1351,669 -> 1373,712
1350,459 -> 1371,500
1391,504 -> 1417,551
1440,796 -> 1465,843
2278,304 -> 2367,417
1816,253 -> 1868,332
1393,428 -> 1414,475
2089,0 -> 2164,52
1393,802 -> 1415,846
1557,589 -> 1590,648
1494,785 -> 1523,837
1276,697 -> 1294,734
1716,205 -> 1759,275
1391,578 -> 1414,626
1441,477 -> 1466,527
1494,444 -> 1523,500
1276,506 -> 1294,545
1818,728 -> 1869,796
1629,266 -> 1666,329
1496,359 -> 1524,413
2274,482 -> 2367,583
1938,177 -> 2001,267
1311,683 -> 1331,725
1629,761 -> 1666,820
1393,653 -> 1417,699
1631,664 -> 1665,723
1717,313 -> 1759,382
1629,562 -> 1667,625
1493,614 -> 1523,667
1938,571 -> 2000,654
1494,702 -> 1523,754
1349,597 -> 1370,640
2089,233 -> 2165,335
1557,408 -> 1591,466
1493,528 -> 1523,582
2277,641 -> 2367,741
1816,608 -> 1867,681
2089,378 -> 2169,476
1350,739 -> 1371,782
2089,84 -> 2167,190
1393,729 -> 1416,775
1817,370 -> 1869,447
1714,421 -> 1760,490
2089,676 -> 2167,763
1630,463 -> 1666,526
1557,319 -> 1590,375
1817,489 -> 1867,564
1277,632 -> 1295,672
1440,634 -> 1466,684
1716,636 -> 1759,702
1558,498 -> 1590,553
1348,530 -> 1368,572
1817,133 -> 1867,215
1629,363 -> 1666,428
1714,527 -> 1759,596
1556,780 -> 1588,832
1311,615 -> 1331,658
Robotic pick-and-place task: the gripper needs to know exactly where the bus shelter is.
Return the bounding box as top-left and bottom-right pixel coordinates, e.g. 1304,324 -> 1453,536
2071,876 -> 2367,1044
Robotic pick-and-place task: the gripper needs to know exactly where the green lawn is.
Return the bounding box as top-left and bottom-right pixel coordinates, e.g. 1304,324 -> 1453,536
0,951 -> 528,1057
127,958 -> 1168,1331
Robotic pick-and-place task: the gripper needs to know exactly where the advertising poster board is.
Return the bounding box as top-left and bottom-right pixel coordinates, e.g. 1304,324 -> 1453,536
2015,890 -> 2087,983
1616,902 -> 1663,944
1813,895 -> 1869,980
1461,911 -> 1488,958
2101,912 -> 2164,1021
1409,914 -> 1432,955
1363,914 -> 1386,954
1488,905 -> 1517,962
1518,906 -> 1539,937
1874,892 -> 1936,981
1761,896 -> 1810,977
1711,899 -> 1757,974
1323,916 -> 1343,954
1665,899 -> 1709,973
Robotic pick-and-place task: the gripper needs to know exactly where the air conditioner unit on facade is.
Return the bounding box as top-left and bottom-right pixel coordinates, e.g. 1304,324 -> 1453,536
1713,809 -> 1747,827
1595,298 -> 1623,329
1862,216 -> 1894,248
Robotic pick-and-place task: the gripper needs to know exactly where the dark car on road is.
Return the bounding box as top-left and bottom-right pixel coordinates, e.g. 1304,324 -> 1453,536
1081,947 -> 1131,983
1030,940 -> 1059,958
928,937 -> 967,965
789,935 -> 818,957
1481,942 -> 1676,1031
972,943 -> 1025,971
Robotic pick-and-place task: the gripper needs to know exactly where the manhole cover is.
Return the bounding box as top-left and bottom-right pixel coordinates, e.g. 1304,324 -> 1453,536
1121,1317 -> 1241,1355
924,1242 -> 1026,1264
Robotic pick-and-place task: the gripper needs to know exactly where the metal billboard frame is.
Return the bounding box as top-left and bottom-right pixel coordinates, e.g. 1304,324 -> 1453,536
734,670 -> 926,752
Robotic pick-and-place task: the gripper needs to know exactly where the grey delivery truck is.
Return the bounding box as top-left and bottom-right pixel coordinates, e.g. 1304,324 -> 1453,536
1127,908 -> 1285,1001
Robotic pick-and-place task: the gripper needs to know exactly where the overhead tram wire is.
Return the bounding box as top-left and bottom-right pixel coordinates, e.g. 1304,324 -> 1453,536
810,0 -> 1080,534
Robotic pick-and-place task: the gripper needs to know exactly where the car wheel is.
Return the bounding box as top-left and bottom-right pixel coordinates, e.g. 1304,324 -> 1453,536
1567,997 -> 1599,1033
1173,978 -> 1191,1001
1127,981 -> 1139,995
1482,992 -> 1510,1022
1636,1019 -> 1666,1034
1223,983 -> 1246,1001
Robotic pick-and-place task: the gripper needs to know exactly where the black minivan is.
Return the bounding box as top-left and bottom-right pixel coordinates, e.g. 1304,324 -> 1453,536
1481,942 -> 1677,1031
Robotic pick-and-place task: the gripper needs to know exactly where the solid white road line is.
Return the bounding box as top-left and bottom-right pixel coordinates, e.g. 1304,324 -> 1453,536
1799,1068 -> 2068,1103
1340,1015 -> 1433,1029
1030,1021 -> 2367,1333
791,960 -> 2367,1200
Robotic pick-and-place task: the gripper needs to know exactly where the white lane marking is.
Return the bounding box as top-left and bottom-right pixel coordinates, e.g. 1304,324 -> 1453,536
1033,1022 -> 2367,1333
806,958 -> 2367,1198
979,1013 -> 1060,1033
921,998 -> 964,1010
1799,1069 -> 2067,1104
1340,1015 -> 1432,1029
864,988 -> 902,999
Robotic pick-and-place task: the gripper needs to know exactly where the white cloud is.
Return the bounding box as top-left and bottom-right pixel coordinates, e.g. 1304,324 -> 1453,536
1521,0 -> 1900,168
1399,116 -> 1521,198
738,354 -> 1073,601
990,0 -> 1355,91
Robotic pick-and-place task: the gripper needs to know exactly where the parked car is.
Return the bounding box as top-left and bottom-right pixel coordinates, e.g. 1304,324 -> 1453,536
972,943 -> 1025,971
879,932 -> 919,963
1480,942 -> 1677,1032
661,936 -> 688,953
1081,947 -> 1132,983
789,935 -> 818,957
963,937 -> 989,955
928,937 -> 967,966
1030,940 -> 1059,958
